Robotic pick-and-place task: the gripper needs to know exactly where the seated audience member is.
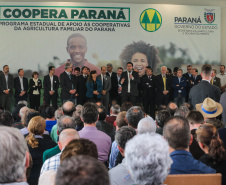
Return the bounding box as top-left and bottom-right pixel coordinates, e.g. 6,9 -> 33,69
156,110 -> 171,135
72,113 -> 84,131
196,123 -> 226,185
220,91 -> 226,125
174,105 -> 189,117
41,128 -> 79,174
55,155 -> 110,185
137,117 -> 156,134
0,110 -> 14,126
43,116 -> 77,162
196,97 -> 223,129
181,102 -> 193,111
79,102 -> 111,163
11,106 -> 29,129
45,106 -> 57,133
124,133 -> 172,185
120,102 -> 133,112
163,116 -> 216,174
12,102 -> 26,122
106,104 -> 120,125
50,107 -> 64,143
38,104 -> 48,118
26,116 -> 57,185
186,110 -> 205,160
126,106 -> 144,130
166,102 -> 178,116
62,101 -> 76,116
109,111 -> 127,169
0,126 -> 29,185
74,104 -> 83,116
109,126 -> 137,184
96,105 -> 116,142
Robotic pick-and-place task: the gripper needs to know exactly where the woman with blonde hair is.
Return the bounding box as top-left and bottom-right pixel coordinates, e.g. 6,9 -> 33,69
26,116 -> 56,185
196,123 -> 226,185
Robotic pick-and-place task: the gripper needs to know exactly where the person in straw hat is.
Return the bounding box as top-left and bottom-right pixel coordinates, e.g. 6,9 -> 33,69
196,97 -> 224,129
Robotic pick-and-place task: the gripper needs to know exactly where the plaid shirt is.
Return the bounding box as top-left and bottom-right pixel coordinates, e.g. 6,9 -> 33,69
41,152 -> 61,174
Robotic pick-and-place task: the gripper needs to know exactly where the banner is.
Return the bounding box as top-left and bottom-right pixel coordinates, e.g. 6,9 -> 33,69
0,2 -> 220,77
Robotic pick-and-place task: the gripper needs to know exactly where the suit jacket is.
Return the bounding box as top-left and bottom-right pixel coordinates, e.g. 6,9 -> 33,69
119,71 -> 140,96
60,71 -> 77,100
14,76 -> 28,98
189,80 -> 221,109
77,75 -> 88,99
212,76 -> 221,89
172,76 -> 187,98
43,75 -> 59,96
86,78 -> 103,99
106,72 -> 118,99
0,73 -> 14,95
28,79 -> 42,95
141,74 -> 156,98
189,75 -> 202,89
155,74 -> 172,95
97,74 -> 111,95
96,120 -> 116,142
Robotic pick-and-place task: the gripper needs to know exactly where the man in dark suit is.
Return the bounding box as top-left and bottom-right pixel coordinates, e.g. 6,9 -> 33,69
77,66 -> 88,105
60,63 -> 77,104
155,66 -> 172,110
141,67 -> 155,118
0,65 -> 14,111
172,69 -> 187,107
119,62 -> 140,105
189,64 -> 221,109
14,68 -> 28,104
189,68 -> 202,89
106,63 -> 118,103
183,65 -> 193,100
211,69 -> 221,89
43,66 -> 59,110
97,66 -> 111,109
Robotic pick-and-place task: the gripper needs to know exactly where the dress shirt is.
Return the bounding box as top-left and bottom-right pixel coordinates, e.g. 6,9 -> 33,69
117,75 -> 121,94
109,141 -> 119,169
41,152 -> 61,174
178,77 -> 182,93
50,75 -> 53,91
19,77 -> 24,91
78,126 -> 111,162
127,71 -> 134,93
217,73 -> 226,89
4,74 -> 8,89
170,150 -> 216,174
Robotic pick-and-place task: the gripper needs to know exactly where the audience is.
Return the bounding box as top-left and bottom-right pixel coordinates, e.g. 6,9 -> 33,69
26,116 -> 57,185
62,101 -> 76,116
45,106 -> 57,133
196,123 -> 226,185
163,116 -> 216,174
11,106 -> 29,129
156,110 -> 171,135
106,104 -> 120,125
125,133 -> 172,185
126,106 -> 144,130
174,105 -> 189,117
0,126 -> 29,185
166,102 -> 178,116
137,117 -> 156,134
0,110 -> 14,126
79,102 -> 111,163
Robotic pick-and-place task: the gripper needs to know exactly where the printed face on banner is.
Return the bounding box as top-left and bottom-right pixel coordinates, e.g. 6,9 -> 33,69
131,52 -> 148,77
67,37 -> 87,64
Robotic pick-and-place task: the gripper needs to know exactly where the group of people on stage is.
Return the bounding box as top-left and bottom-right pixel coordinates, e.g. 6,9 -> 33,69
0,62 -> 226,116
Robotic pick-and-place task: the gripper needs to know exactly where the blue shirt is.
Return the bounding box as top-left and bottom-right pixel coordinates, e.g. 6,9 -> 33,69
170,150 -> 216,174
109,141 -> 119,169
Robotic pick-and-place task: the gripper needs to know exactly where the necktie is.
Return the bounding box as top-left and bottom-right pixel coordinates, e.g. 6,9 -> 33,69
68,74 -> 74,89
211,78 -> 213,85
179,78 -> 181,84
163,76 -> 166,91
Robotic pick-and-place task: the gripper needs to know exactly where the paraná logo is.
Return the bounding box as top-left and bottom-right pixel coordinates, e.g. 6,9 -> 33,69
140,8 -> 162,32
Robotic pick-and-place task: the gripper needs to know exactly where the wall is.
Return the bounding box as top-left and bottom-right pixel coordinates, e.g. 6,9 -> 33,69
2,0 -> 226,68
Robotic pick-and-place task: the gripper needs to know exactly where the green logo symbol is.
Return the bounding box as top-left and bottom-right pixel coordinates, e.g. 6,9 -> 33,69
140,8 -> 162,32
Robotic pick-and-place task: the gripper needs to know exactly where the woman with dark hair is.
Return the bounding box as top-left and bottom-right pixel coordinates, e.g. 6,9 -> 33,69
29,71 -> 42,110
26,116 -> 56,185
196,123 -> 226,184
86,70 -> 102,102
120,41 -> 161,77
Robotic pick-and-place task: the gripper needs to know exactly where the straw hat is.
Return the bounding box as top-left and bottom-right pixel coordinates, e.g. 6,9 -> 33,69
196,98 -> 223,118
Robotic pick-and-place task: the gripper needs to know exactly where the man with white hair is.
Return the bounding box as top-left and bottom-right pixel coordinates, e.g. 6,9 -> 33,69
41,128 -> 79,174
12,106 -> 29,129
109,126 -> 137,184
0,126 -> 29,184
124,133 -> 172,185
137,117 -> 156,134
155,66 -> 172,109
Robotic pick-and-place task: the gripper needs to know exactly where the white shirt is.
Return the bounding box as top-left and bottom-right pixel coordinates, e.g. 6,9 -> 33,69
19,76 -> 24,91
216,73 -> 226,89
50,75 -> 53,91
108,72 -> 112,77
127,71 -> 132,93
4,74 -> 8,89
117,75 -> 121,94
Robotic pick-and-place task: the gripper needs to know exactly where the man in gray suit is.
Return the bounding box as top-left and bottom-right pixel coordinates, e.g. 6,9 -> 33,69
0,65 -> 14,111
97,66 -> 111,109
189,64 -> 221,109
